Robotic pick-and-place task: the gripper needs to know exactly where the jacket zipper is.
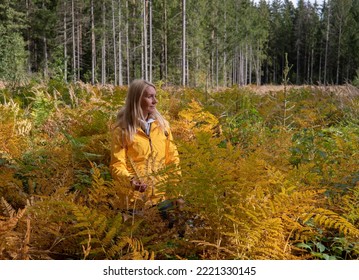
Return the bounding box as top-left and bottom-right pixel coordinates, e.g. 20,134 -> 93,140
146,124 -> 155,197
146,122 -> 153,154
148,137 -> 153,154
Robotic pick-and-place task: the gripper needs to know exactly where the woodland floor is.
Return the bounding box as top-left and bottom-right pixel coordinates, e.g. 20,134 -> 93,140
242,84 -> 359,96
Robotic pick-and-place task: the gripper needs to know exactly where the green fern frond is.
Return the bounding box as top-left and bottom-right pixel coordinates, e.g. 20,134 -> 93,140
106,238 -> 129,259
101,214 -> 123,248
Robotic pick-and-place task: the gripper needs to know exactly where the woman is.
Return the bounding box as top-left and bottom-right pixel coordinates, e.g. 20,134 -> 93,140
110,79 -> 180,209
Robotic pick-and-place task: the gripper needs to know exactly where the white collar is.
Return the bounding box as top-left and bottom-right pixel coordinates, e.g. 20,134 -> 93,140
141,118 -> 155,135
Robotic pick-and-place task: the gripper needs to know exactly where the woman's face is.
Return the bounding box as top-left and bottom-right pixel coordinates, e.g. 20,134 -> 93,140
140,86 -> 158,118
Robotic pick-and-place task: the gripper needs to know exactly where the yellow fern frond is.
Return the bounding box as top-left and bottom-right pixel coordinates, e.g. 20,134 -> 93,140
303,208 -> 359,237
122,236 -> 155,260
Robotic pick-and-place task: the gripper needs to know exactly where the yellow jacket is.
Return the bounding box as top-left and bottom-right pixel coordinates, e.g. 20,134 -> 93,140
110,120 -> 180,206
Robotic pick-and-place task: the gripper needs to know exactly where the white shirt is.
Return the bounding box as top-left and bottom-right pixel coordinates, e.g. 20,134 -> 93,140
141,118 -> 156,136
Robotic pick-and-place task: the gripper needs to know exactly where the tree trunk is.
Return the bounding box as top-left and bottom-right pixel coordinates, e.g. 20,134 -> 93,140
296,45 -> 300,84
232,50 -> 237,85
324,1 -> 331,86
26,0 -> 31,74
143,0 -> 148,81
249,44 -> 252,85
42,0 -> 48,78
240,46 -> 244,86
256,44 -> 261,86
195,47 -> 199,87
310,48 -> 314,84
186,47 -> 189,86
72,0 -> 76,81
91,0 -> 96,84
125,0 -> 130,84
182,0 -> 186,86
211,49 -> 214,88
318,47 -> 322,84
77,5 -> 82,81
335,0 -> 352,84
336,30 -> 341,85
112,0 -> 118,85
43,36 -> 48,78
64,0 -> 68,82
245,43 -> 249,85
223,4 -> 227,88
118,0 -> 123,85
149,0 -> 153,82
216,38 -> 219,89
164,0 -> 168,83
101,1 -> 106,85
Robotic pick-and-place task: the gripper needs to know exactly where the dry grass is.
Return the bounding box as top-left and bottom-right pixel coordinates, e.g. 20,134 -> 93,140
245,84 -> 359,96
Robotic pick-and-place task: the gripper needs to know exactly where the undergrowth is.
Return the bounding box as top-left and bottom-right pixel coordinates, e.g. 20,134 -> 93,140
0,82 -> 358,260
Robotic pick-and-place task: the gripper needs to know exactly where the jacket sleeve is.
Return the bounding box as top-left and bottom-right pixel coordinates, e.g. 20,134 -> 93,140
110,127 -> 131,181
165,127 -> 180,167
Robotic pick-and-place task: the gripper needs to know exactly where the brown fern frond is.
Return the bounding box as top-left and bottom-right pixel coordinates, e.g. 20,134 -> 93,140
82,234 -> 92,260
19,218 -> 31,260
1,197 -> 16,218
0,198 -> 26,234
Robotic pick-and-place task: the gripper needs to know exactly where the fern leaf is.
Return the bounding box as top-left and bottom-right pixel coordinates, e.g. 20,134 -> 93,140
0,198 -> 26,234
122,237 -> 155,260
102,213 -> 123,248
1,197 -> 16,218
303,208 -> 359,237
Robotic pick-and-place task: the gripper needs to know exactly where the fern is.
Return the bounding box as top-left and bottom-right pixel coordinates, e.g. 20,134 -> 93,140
0,198 -> 29,260
72,204 -> 151,259
302,208 -> 359,237
121,237 -> 155,260
224,210 -> 289,260
0,197 -> 26,234
1,82 -> 358,260
0,102 -> 29,159
221,153 -> 329,259
29,89 -> 61,128
87,163 -> 117,208
339,185 -> 359,227
173,100 -> 220,141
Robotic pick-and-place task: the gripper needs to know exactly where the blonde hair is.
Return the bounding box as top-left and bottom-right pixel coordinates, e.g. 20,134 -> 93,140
113,79 -> 168,145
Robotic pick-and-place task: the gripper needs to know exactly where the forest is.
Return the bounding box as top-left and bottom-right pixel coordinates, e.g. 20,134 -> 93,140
1,0 -> 359,260
1,0 -> 359,87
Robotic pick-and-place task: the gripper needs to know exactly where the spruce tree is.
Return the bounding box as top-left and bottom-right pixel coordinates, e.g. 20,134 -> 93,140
0,0 -> 27,84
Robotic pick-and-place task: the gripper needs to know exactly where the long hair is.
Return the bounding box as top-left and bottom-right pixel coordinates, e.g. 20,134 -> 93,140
113,79 -> 168,145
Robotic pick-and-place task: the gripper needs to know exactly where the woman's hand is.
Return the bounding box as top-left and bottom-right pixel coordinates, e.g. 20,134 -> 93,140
131,179 -> 147,192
